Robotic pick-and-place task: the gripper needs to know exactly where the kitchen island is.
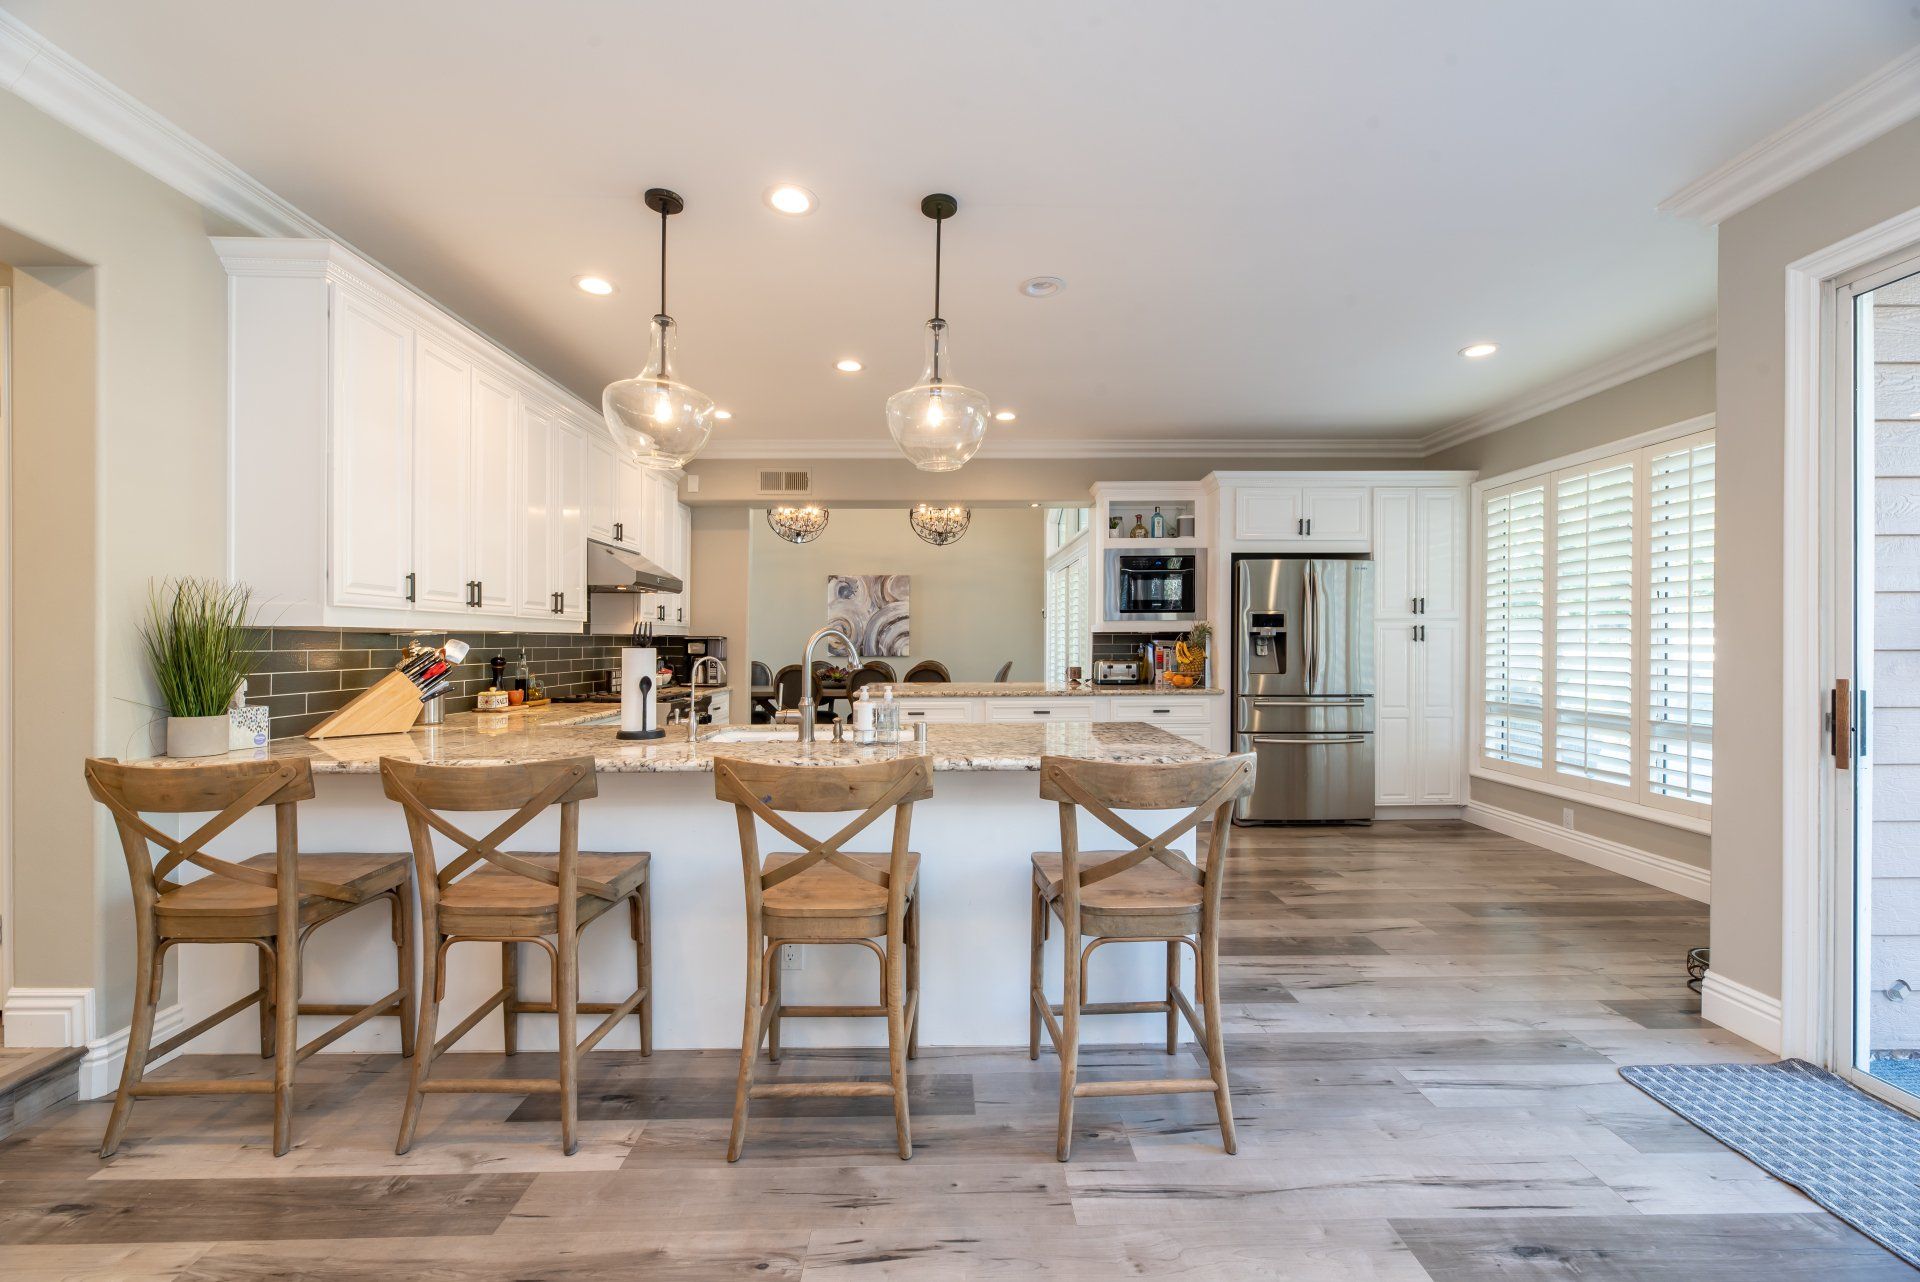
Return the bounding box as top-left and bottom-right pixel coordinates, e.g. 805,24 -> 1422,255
131,709 -> 1225,1056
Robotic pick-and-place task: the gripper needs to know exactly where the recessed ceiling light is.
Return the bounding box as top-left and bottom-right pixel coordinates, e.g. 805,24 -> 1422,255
764,184 -> 817,216
1459,342 -> 1499,359
575,275 -> 616,296
835,358 -> 864,373
994,409 -> 1017,422
713,409 -> 733,421
1020,276 -> 1065,298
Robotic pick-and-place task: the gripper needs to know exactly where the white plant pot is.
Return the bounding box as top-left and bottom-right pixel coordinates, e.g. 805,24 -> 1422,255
166,714 -> 231,759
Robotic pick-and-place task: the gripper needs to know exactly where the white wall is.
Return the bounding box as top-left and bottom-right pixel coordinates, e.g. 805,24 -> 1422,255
747,507 -> 1045,683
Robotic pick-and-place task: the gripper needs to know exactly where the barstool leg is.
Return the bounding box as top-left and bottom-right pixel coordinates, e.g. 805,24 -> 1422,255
393,887 -> 417,1059
556,926 -> 580,1157
1165,940 -> 1181,1055
1199,925 -> 1235,1155
101,924 -> 159,1158
1029,888 -> 1044,1061
256,944 -> 275,1059
501,942 -> 519,1056
270,916 -> 300,1156
728,934 -> 765,1162
906,891 -> 922,1061
1055,929 -> 1081,1162
396,932 -> 441,1155
633,884 -> 652,1057
767,945 -> 783,1063
886,933 -> 912,1160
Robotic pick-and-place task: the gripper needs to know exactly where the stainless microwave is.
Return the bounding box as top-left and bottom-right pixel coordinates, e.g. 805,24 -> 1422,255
1104,548 -> 1207,623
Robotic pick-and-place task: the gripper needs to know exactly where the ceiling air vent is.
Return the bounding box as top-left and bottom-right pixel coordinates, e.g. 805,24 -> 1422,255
757,469 -> 812,496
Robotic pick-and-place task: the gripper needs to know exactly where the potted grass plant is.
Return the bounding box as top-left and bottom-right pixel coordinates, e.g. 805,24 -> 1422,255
140,577 -> 255,758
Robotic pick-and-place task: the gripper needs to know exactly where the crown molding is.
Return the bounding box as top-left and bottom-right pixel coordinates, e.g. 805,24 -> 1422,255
697,434 -> 1427,462
1660,43 -> 1920,226
1417,316 -> 1716,456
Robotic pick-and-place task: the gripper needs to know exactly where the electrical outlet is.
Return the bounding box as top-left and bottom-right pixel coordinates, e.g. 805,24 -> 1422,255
685,474 -> 700,493
1562,807 -> 1575,831
781,944 -> 802,971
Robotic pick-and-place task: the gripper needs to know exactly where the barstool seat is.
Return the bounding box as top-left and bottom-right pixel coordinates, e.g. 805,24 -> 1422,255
437,851 -> 650,934
763,851 -> 921,934
1030,851 -> 1203,928
155,852 -> 408,938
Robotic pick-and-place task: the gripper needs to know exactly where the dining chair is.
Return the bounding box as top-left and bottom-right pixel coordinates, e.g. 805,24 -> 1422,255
860,660 -> 898,682
994,661 -> 1014,682
902,660 -> 950,683
1028,752 -> 1255,1160
84,756 -> 415,1157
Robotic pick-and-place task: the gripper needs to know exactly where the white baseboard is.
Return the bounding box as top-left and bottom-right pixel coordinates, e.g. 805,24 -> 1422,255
1375,805 -> 1468,821
1702,971 -> 1784,1054
2,986 -> 94,1047
1464,800 -> 1711,903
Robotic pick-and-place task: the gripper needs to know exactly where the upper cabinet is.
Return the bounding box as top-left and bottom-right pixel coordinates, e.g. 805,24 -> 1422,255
218,238 -> 636,633
1232,484 -> 1369,546
1373,486 -> 1464,620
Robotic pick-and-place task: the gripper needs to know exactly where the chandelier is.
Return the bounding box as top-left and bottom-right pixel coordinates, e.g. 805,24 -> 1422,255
885,193 -> 993,472
908,503 -> 970,546
767,504 -> 829,544
603,188 -> 716,470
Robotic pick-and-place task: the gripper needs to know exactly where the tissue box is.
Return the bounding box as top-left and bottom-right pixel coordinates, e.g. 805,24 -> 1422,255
229,704 -> 271,750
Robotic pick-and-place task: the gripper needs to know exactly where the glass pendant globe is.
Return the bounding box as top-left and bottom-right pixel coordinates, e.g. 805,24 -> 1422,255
603,313 -> 715,470
886,319 -> 991,473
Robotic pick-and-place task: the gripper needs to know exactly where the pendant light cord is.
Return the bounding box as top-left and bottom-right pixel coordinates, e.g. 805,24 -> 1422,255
931,215 -> 944,383
658,203 -> 669,318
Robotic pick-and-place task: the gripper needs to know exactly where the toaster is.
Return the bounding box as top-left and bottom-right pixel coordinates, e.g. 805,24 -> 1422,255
1092,660 -> 1144,686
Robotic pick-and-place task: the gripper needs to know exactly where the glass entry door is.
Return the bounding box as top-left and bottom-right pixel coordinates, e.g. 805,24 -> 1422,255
1834,253 -> 1920,1108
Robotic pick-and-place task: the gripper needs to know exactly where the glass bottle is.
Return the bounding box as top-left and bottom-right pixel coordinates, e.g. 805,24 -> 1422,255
1130,513 -> 1148,538
1150,506 -> 1166,539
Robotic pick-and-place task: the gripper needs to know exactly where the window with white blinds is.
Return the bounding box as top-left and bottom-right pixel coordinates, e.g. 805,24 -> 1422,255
1477,426 -> 1714,821
1483,484 -> 1547,768
1646,438 -> 1715,805
1045,546 -> 1090,684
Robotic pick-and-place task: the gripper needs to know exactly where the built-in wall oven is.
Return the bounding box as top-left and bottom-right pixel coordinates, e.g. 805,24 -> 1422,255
1103,549 -> 1206,624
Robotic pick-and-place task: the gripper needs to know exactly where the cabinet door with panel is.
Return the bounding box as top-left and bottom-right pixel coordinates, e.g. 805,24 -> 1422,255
586,435 -> 620,543
1302,486 -> 1370,542
330,291 -> 415,608
517,406 -> 555,618
1415,488 -> 1464,617
1233,488 -> 1304,541
1414,619 -> 1464,802
1372,488 -> 1418,619
617,455 -> 647,546
1373,622 -> 1417,805
551,423 -> 588,621
409,337 -> 473,614
673,501 -> 693,629
470,369 -> 518,612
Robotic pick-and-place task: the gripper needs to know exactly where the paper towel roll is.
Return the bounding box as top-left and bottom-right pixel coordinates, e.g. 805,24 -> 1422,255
617,646 -> 664,741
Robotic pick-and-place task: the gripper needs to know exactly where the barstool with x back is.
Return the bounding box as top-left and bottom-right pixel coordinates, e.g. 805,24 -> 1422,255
379,755 -> 651,1155
84,756 -> 416,1157
1029,752 -> 1255,1160
713,754 -> 933,1161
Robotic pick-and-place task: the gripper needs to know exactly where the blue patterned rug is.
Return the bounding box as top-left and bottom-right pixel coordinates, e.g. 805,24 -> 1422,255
1622,1060 -> 1920,1269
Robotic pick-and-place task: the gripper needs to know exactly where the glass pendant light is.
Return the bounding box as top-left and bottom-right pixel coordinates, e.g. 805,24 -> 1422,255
604,188 -> 715,470
886,194 -> 992,472
908,503 -> 970,546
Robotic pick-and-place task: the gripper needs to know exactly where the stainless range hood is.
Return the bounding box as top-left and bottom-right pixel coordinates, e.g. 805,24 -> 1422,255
587,538 -> 683,594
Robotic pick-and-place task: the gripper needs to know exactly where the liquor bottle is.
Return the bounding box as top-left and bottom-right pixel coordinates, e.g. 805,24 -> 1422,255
1150,506 -> 1166,539
1130,513 -> 1148,538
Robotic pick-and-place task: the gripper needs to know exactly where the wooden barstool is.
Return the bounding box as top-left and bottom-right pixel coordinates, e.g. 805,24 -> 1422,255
83,757 -> 416,1158
713,755 -> 932,1162
1029,753 -> 1255,1161
379,756 -> 650,1156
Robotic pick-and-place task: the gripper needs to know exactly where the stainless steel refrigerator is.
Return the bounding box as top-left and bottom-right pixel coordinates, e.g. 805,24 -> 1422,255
1232,556 -> 1375,823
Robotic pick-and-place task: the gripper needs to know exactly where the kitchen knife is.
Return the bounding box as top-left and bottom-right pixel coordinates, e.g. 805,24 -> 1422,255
418,676 -> 453,703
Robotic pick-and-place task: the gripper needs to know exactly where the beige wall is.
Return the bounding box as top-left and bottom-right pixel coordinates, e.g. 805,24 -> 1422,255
688,505 -> 753,722
0,91 -> 230,1037
1431,350 -> 1718,871
1715,117 -> 1920,1005
746,507 -> 1045,684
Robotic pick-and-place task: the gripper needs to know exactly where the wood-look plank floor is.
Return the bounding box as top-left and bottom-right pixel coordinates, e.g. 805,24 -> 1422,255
0,820 -> 1910,1279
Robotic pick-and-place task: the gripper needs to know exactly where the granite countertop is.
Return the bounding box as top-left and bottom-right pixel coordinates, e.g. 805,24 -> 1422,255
872,681 -> 1224,698
124,702 -> 1221,775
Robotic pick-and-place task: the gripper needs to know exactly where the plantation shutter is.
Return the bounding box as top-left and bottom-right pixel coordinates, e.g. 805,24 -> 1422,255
1482,483 -> 1547,768
1646,436 -> 1715,804
1045,548 -> 1089,683
1553,462 -> 1636,789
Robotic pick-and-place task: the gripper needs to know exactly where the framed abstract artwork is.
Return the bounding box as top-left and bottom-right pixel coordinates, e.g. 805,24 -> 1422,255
827,574 -> 910,657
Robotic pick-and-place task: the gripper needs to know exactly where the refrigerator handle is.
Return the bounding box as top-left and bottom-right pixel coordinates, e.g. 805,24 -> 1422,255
1304,560 -> 1320,692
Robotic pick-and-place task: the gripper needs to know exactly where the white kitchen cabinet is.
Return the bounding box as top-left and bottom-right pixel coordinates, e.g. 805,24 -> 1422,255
410,336 -> 474,614
984,699 -> 1096,723
1373,622 -> 1417,805
1373,618 -> 1464,806
617,455 -> 648,548
329,292 -> 415,609
220,237 -> 606,633
587,435 -> 621,543
1375,487 -> 1464,620
671,500 -> 693,631
470,369 -> 519,613
1232,484 -> 1369,546
1107,695 -> 1221,751
894,699 -> 977,724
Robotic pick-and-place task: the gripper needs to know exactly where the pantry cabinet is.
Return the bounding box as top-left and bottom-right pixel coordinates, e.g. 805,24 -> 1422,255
219,237 -> 645,633
1369,487 -> 1467,804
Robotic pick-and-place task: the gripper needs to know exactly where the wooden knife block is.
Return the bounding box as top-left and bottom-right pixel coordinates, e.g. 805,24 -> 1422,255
305,670 -> 424,739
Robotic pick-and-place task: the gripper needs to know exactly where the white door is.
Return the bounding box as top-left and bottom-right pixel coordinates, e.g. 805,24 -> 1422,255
1373,488 -> 1417,619
1233,487 -> 1303,540
1414,619 -> 1464,802
552,424 -> 588,621
1374,621 -> 1417,805
470,369 -> 518,612
518,406 -> 554,618
330,292 -> 415,608
586,435 -> 619,543
674,501 -> 694,630
1302,486 -> 1370,543
618,457 -> 646,546
1417,488 -> 1464,617
410,337 -> 473,614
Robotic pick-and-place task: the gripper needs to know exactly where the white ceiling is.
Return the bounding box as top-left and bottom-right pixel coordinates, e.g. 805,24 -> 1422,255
6,1 -> 1916,452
